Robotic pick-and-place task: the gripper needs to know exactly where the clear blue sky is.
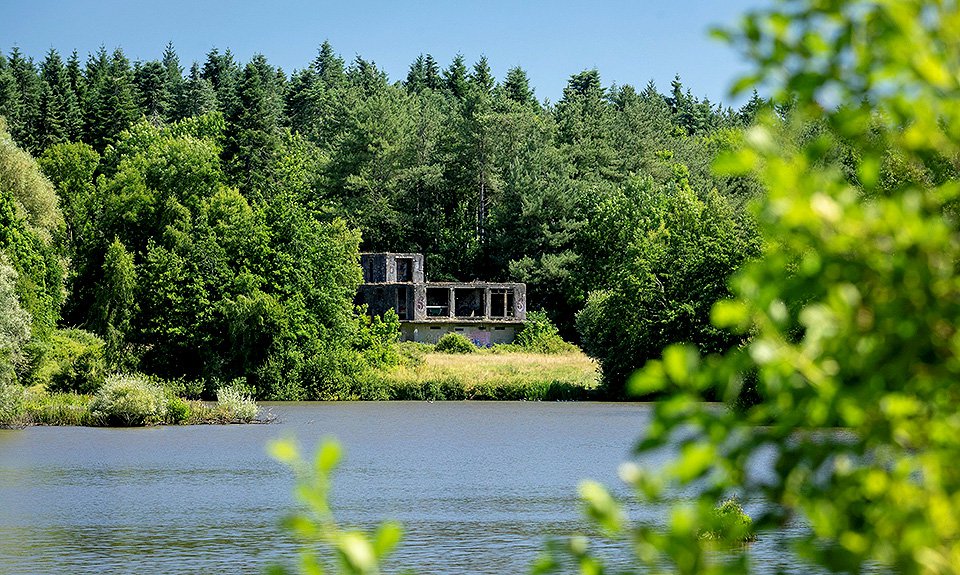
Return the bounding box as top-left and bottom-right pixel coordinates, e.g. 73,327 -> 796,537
3,0 -> 764,106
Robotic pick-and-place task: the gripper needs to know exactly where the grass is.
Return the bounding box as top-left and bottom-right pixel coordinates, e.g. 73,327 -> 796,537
367,344 -> 600,400
0,380 -> 263,427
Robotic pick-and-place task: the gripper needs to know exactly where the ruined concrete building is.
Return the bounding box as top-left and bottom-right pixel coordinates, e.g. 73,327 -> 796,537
356,253 -> 527,346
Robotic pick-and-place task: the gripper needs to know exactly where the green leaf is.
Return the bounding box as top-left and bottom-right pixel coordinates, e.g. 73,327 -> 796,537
315,440 -> 342,474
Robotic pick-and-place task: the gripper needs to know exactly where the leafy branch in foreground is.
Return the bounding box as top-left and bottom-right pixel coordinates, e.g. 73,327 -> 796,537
267,438 -> 404,575
538,1 -> 960,574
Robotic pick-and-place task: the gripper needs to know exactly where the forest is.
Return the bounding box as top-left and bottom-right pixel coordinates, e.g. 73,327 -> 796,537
0,41 -> 767,400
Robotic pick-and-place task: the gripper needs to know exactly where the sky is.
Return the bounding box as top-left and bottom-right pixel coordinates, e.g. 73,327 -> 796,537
2,0 -> 764,106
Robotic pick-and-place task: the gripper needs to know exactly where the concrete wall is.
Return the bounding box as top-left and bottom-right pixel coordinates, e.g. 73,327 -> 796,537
360,253 -> 424,283
356,284 -> 415,320
401,322 -> 519,346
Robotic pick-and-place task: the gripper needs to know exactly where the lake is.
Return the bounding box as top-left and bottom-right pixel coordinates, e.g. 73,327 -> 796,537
0,401 -> 817,574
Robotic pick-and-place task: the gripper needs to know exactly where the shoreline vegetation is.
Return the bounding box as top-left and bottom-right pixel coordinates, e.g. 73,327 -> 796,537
365,342 -> 599,401
0,334 -> 600,427
0,373 -> 262,428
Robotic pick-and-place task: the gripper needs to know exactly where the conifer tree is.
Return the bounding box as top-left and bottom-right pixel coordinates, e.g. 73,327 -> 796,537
469,56 -> 494,95
133,60 -> 170,121
0,54 -> 20,132
160,42 -> 183,122
6,48 -> 42,153
84,48 -> 139,151
313,40 -> 345,89
223,54 -> 283,198
175,62 -> 218,120
39,49 -> 82,147
443,54 -> 469,100
501,66 -> 536,106
202,48 -> 240,117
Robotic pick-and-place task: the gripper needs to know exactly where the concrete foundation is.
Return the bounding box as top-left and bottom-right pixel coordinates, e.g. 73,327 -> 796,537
401,322 -> 520,346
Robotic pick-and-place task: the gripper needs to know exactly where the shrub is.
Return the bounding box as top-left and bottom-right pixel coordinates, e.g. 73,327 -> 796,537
165,396 -> 192,424
90,374 -> 167,426
215,381 -> 258,422
516,311 -> 576,354
0,381 -> 27,427
699,499 -> 756,543
28,329 -> 106,394
434,333 -> 475,354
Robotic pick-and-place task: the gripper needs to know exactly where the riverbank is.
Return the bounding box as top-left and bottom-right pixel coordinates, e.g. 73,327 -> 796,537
364,344 -> 600,400
0,376 -> 262,427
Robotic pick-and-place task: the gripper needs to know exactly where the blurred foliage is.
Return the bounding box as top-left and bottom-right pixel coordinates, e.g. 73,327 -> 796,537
536,1 -> 960,574
268,438 -> 404,575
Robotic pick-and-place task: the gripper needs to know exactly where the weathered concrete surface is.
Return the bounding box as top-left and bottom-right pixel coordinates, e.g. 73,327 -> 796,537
358,252 -> 526,345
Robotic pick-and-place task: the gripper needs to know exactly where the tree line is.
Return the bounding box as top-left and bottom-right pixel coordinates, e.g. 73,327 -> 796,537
0,42 -> 768,398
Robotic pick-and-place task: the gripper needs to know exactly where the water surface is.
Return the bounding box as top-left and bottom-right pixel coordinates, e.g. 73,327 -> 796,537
0,401 -> 811,574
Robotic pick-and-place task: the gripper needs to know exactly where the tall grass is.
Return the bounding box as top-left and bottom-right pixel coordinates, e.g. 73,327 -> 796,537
364,346 -> 600,401
0,375 -> 265,427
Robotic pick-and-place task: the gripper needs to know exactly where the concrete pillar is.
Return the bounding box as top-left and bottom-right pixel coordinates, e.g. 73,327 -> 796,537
449,288 -> 455,318
484,288 -> 492,320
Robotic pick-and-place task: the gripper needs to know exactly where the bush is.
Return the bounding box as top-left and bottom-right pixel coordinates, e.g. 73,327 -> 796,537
435,333 -> 475,354
90,374 -> 167,426
165,396 -> 192,424
0,381 -> 27,427
215,381 -> 259,422
515,311 -> 576,354
699,499 -> 756,543
28,329 -> 106,394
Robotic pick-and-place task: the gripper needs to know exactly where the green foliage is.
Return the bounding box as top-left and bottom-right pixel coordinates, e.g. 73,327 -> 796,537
92,237 -> 137,369
515,310 -> 575,354
537,2 -> 960,575
0,380 -> 27,426
353,307 -> 401,368
164,395 -> 191,424
90,373 -> 167,426
434,332 -> 475,354
577,178 -> 758,397
698,498 -> 755,543
23,390 -> 94,426
0,255 -> 31,385
0,118 -> 65,337
267,438 -> 403,575
27,328 -> 105,394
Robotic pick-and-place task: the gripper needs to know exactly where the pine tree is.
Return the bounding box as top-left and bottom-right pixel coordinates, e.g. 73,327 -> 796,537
469,56 -> 494,95
313,41 -> 345,89
285,66 -> 317,133
405,54 -> 427,92
443,54 -> 469,100
65,50 -> 87,120
84,48 -> 139,151
223,54 -> 283,198
175,62 -> 218,120
6,48 -> 42,153
134,60 -> 170,121
202,48 -> 240,117
38,49 -> 82,147
502,66 -> 536,106
347,56 -> 388,95
160,42 -> 183,122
